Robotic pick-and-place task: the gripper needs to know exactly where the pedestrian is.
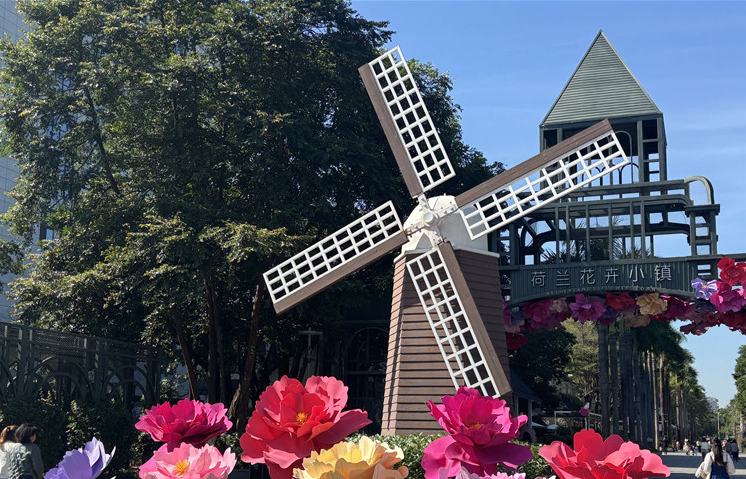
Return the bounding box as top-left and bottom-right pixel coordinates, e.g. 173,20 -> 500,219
696,438 -> 736,479
684,438 -> 693,455
675,440 -> 681,452
0,426 -> 19,479
6,424 -> 43,479
729,439 -> 739,462
697,439 -> 702,453
702,437 -> 712,459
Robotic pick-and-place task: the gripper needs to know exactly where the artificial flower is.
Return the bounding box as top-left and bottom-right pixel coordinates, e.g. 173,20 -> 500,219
506,333 -> 528,351
45,438 -> 115,479
568,294 -> 606,323
422,387 -> 532,479
718,257 -> 746,286
504,306 -> 524,334
539,429 -> 669,479
636,293 -> 667,316
605,293 -> 636,312
691,278 -> 718,300
550,298 -> 570,315
136,399 -> 232,448
240,375 -> 371,479
709,282 -> 746,314
522,300 -> 563,330
657,296 -> 691,321
139,443 -> 236,479
448,467 -> 529,479
293,436 -> 407,479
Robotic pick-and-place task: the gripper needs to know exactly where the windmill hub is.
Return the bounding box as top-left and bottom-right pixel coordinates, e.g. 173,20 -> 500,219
401,195 -> 488,254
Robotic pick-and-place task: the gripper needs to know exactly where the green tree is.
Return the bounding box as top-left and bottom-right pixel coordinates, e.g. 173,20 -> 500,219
509,328 -> 575,410
0,0 -> 499,431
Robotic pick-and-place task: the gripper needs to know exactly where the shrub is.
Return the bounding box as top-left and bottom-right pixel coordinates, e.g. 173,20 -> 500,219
65,400 -> 141,478
516,443 -> 553,478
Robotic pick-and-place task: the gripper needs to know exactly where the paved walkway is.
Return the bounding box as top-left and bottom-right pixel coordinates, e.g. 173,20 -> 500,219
662,452 -> 746,479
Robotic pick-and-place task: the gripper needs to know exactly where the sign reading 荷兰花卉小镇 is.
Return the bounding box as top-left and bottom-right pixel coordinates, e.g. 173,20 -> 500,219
505,256 -> 710,305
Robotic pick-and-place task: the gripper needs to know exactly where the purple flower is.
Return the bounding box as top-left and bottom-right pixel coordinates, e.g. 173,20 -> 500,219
692,277 -> 718,300
569,294 -> 606,323
44,438 -> 115,479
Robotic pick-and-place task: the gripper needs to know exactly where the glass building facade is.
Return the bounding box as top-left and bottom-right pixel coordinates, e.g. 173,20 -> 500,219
0,1 -> 25,321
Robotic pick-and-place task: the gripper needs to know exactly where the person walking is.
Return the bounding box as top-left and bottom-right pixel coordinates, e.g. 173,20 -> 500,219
697,438 -> 736,479
6,425 -> 43,479
0,426 -> 19,479
702,437 -> 712,459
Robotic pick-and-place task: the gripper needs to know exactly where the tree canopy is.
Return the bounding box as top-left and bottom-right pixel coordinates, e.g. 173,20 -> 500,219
0,0 -> 499,424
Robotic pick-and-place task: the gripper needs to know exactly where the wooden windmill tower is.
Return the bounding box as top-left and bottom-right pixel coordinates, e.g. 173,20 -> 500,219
263,47 -> 630,434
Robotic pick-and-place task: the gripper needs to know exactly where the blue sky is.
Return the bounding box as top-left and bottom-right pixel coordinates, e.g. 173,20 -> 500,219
351,1 -> 746,406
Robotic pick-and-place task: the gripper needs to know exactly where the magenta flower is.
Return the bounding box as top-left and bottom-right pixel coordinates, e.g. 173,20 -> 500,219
692,278 -> 718,300
422,387 -> 532,479
139,443 -> 236,479
710,282 -> 746,314
568,294 -> 606,323
240,376 -> 370,479
135,399 -> 233,448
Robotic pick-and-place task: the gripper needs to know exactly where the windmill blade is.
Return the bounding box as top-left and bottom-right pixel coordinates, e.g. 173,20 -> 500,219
406,242 -> 510,397
455,119 -> 629,240
264,201 -> 408,314
359,46 -> 455,198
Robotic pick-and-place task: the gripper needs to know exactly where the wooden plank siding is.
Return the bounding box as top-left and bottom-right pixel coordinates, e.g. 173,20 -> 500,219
381,247 -> 511,435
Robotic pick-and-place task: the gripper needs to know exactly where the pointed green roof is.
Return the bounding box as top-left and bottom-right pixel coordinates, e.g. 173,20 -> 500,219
541,31 -> 661,127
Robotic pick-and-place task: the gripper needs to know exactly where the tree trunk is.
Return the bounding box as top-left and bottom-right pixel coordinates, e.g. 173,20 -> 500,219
171,313 -> 199,399
609,328 -> 620,434
229,284 -> 264,431
598,322 -> 610,436
205,279 -> 221,403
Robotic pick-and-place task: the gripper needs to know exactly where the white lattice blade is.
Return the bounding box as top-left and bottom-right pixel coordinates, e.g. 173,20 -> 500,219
406,247 -> 501,397
264,201 -> 406,313
364,46 -> 455,194
459,130 -> 630,240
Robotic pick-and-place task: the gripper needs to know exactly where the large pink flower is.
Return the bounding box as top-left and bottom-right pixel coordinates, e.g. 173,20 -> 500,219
240,375 -> 370,479
139,443 -> 236,479
539,429 -> 669,479
422,387 -> 532,479
135,399 -> 233,448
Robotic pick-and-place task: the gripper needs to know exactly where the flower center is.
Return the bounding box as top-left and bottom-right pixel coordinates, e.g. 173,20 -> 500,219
469,422 -> 482,430
174,460 -> 189,476
296,411 -> 309,424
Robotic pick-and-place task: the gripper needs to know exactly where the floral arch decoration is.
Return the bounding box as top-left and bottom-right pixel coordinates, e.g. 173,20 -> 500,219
505,257 -> 746,349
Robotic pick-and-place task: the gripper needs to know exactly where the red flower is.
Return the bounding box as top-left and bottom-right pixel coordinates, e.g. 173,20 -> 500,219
718,257 -> 746,286
506,333 -> 528,351
606,293 -> 636,312
422,387 -> 532,479
239,376 -> 370,479
569,294 -> 606,323
539,429 -> 669,479
135,399 -> 233,448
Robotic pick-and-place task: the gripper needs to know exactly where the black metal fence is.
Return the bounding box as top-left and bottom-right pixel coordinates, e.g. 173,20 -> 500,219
0,322 -> 160,407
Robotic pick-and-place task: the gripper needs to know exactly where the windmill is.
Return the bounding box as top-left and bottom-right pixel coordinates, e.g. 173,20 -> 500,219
263,47 -> 629,407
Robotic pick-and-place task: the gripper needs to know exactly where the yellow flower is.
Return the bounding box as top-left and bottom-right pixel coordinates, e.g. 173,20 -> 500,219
293,436 -> 408,479
636,293 -> 668,316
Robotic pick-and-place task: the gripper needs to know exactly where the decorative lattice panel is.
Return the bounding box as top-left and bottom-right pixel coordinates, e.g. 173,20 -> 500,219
366,47 -> 455,194
459,131 -> 629,239
264,201 -> 403,305
406,247 -> 499,397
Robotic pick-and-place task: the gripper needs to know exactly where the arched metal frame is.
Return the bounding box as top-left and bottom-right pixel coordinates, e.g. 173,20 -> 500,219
0,323 -> 160,407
